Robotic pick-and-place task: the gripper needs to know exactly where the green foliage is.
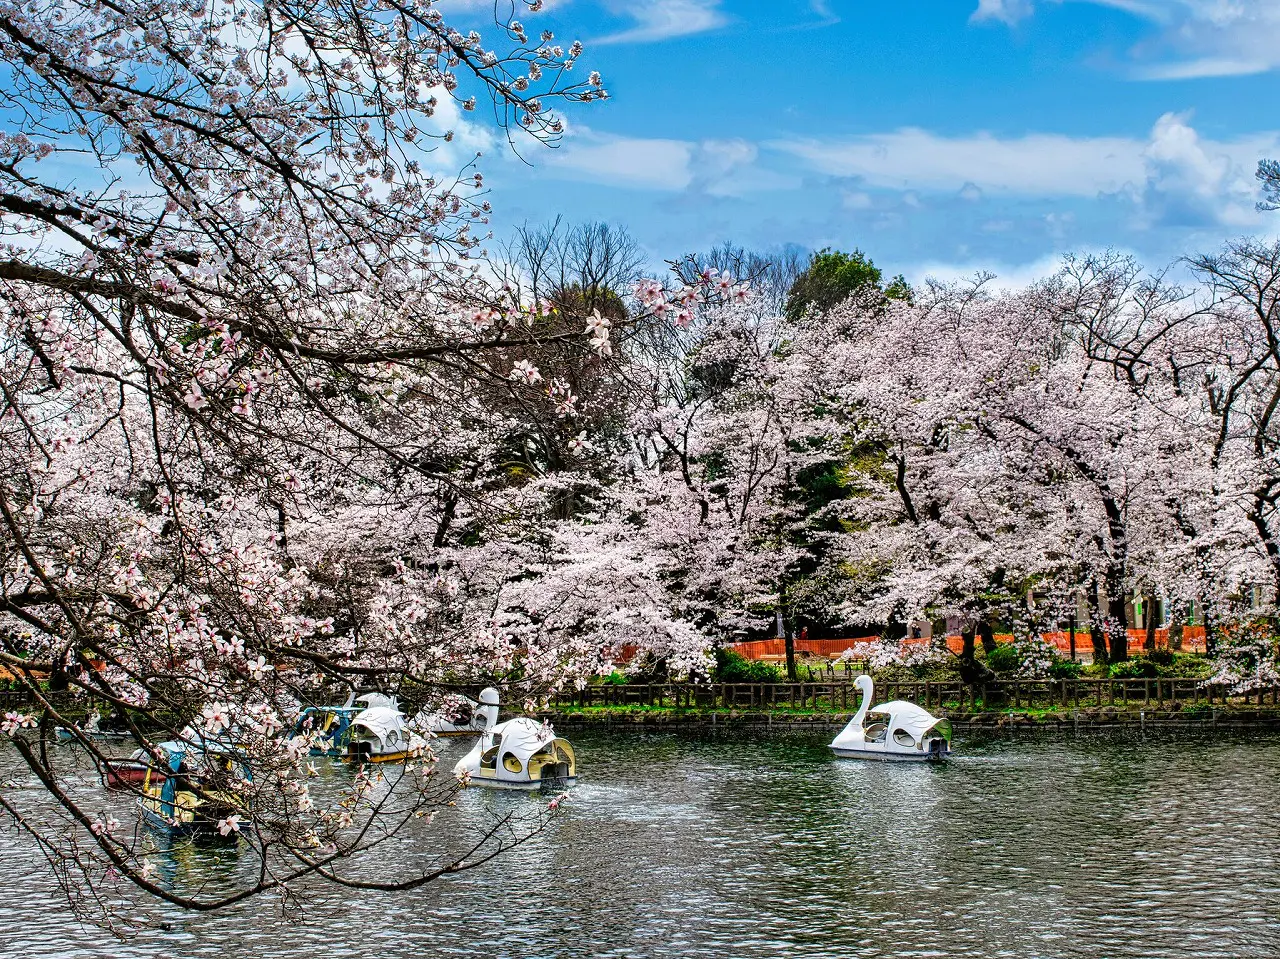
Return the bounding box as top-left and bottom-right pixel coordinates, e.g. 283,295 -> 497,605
784,248 -> 909,320
712,648 -> 784,683
985,643 -> 1020,674
601,671 -> 629,686
1108,651 -> 1212,679
1049,658 -> 1084,679
980,639 -> 1082,678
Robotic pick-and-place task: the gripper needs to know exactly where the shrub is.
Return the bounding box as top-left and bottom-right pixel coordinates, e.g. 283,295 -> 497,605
985,644 -> 1020,674
713,648 -> 784,683
984,639 -> 1081,679
1110,657 -> 1160,679
1049,659 -> 1083,679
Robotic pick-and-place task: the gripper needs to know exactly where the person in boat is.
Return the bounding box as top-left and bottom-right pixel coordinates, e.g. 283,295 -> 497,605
101,707 -> 129,733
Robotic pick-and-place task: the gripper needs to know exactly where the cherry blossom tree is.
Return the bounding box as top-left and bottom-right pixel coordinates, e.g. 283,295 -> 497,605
1064,241 -> 1280,668
0,0 -> 669,919
805,266 -> 1250,666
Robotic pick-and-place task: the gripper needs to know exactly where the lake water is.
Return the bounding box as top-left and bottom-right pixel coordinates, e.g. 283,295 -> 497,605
2,730 -> 1279,959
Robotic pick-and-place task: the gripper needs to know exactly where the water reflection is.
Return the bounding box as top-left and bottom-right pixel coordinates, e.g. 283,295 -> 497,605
3,732 -> 1280,958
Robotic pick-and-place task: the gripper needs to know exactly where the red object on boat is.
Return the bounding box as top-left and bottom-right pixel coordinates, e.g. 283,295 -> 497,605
103,751 -> 156,789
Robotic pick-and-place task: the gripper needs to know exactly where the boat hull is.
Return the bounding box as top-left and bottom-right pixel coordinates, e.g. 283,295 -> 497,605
464,775 -> 578,792
139,803 -> 237,844
343,748 -> 412,764
104,762 -> 153,789
831,746 -> 949,762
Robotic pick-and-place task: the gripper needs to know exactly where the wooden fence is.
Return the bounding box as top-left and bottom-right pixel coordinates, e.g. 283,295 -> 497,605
3,678 -> 1275,718
551,678 -> 1276,713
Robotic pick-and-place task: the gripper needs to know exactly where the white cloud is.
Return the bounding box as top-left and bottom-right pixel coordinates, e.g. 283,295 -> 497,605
1140,112 -> 1266,227
970,0 -> 1035,25
535,115 -> 1275,232
775,128 -> 1147,197
976,1 -> 1280,78
774,115 -> 1276,229
594,0 -> 728,45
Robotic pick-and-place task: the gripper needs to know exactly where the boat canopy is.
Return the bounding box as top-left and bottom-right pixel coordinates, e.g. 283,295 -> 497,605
490,718 -> 557,763
350,706 -> 407,746
356,693 -> 398,710
869,700 -> 949,741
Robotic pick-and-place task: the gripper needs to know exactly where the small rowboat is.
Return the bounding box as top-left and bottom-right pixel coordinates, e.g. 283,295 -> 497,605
138,737 -> 248,843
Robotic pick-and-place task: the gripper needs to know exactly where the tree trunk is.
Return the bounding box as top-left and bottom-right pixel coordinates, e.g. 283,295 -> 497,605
1090,623 -> 1109,665
977,620 -> 997,656
1086,578 -> 1108,664
1107,592 -> 1129,663
956,624 -> 996,686
780,589 -> 796,681
1203,606 -> 1217,658
1143,594 -> 1157,653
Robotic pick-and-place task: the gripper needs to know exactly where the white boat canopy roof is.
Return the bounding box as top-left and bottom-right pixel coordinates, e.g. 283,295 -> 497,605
351,706 -> 406,745
868,700 -> 946,740
355,693 -> 398,710
491,717 -> 559,762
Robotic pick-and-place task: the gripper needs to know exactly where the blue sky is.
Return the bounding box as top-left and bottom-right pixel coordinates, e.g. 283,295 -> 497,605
460,0 -> 1279,286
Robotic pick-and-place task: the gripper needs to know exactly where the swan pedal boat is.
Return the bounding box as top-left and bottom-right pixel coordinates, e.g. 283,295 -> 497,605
343,693 -> 424,764
831,675 -> 953,762
453,688 -> 578,791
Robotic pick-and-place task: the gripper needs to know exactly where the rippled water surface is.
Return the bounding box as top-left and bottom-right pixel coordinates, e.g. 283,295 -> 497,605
3,731 -> 1279,958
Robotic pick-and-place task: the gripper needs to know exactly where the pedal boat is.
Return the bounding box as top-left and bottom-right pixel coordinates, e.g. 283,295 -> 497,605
830,675 -> 952,762
454,688 -> 577,791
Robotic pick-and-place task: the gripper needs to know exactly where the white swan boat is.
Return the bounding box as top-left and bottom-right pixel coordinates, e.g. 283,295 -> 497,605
415,692 -> 492,737
344,694 -> 423,764
830,675 -> 952,762
454,688 -> 577,790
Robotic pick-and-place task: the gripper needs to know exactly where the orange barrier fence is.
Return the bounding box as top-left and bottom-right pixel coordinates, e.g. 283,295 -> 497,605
731,625 -> 1208,661
727,638 -> 878,660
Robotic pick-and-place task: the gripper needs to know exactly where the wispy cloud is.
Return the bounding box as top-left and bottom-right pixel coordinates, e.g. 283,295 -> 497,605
775,128 -> 1148,197
533,115 -> 1274,235
594,0 -> 728,45
905,250 -> 1085,290
774,114 -> 1276,228
538,130 -> 786,196
807,0 -> 840,28
974,0 -> 1280,78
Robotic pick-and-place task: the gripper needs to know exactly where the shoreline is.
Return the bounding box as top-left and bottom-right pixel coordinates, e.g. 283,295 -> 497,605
543,705 -> 1280,739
